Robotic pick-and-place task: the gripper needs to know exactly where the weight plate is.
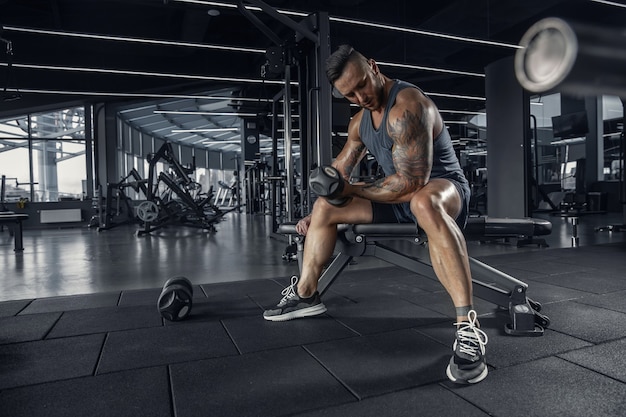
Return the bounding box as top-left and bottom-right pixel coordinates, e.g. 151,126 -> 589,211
162,276 -> 193,296
137,201 -> 159,222
158,283 -> 193,321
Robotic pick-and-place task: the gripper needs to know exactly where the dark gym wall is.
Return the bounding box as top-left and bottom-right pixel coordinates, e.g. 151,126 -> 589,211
486,56 -> 531,218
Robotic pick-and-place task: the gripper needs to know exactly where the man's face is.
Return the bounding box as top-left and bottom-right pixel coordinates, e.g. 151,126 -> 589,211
333,59 -> 383,111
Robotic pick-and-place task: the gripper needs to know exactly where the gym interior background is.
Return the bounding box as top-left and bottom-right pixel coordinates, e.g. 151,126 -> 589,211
1,1 -> 625,416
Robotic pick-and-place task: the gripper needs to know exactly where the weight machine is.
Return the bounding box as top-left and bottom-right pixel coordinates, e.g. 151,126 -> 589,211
92,168 -> 147,231
137,142 -> 235,235
238,0 -> 333,232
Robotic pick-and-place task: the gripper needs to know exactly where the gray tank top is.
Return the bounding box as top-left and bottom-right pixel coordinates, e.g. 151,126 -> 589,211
358,80 -> 467,184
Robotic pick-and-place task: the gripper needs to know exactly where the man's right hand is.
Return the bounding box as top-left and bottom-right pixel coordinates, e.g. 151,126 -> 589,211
295,215 -> 312,236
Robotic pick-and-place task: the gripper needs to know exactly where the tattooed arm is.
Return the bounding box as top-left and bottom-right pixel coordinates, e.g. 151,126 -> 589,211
332,110 -> 368,181
351,88 -> 440,203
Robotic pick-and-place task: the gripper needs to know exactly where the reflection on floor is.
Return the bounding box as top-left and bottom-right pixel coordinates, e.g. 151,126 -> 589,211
1,211 -> 625,417
2,211 -> 625,301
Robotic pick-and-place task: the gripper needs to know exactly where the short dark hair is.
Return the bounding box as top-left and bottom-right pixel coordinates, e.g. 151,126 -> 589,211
325,44 -> 367,84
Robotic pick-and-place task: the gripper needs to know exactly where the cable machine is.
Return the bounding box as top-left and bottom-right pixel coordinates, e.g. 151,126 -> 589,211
238,0 -> 332,232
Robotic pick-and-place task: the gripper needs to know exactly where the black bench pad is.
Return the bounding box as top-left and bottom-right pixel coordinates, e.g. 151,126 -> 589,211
277,216 -> 552,240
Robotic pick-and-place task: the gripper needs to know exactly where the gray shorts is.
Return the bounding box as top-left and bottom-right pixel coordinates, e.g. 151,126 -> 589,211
371,175 -> 471,230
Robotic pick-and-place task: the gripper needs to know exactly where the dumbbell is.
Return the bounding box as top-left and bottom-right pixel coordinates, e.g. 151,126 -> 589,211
309,166 -> 351,206
157,276 -> 193,321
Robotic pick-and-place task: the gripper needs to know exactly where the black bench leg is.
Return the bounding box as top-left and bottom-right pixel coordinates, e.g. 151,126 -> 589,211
14,221 -> 24,252
504,285 -> 549,336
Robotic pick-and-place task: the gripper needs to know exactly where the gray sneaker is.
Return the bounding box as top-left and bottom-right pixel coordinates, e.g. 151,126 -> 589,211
446,310 -> 489,384
263,276 -> 327,321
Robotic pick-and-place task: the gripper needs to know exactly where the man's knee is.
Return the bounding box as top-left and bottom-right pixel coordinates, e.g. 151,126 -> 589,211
410,192 -> 445,225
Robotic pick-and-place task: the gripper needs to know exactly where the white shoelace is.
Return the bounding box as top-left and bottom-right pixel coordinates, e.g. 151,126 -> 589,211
454,310 -> 488,356
280,276 -> 299,303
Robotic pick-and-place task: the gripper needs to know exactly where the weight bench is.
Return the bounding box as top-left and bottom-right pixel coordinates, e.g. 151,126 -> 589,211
278,216 -> 552,336
0,212 -> 29,252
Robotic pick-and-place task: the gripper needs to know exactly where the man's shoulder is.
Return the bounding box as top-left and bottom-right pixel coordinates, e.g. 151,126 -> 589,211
389,87 -> 432,117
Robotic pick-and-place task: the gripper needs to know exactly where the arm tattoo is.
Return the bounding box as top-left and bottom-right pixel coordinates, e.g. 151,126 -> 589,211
342,143 -> 367,179
371,106 -> 431,195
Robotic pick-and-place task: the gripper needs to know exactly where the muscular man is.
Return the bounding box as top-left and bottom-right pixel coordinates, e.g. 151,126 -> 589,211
264,45 -> 488,384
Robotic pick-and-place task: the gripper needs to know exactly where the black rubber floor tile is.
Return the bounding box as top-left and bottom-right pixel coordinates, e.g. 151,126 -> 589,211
171,294 -> 263,322
46,304 -> 162,338
291,383 -> 490,417
532,269 -> 626,294
559,338 -> 626,383
19,292 -> 121,314
485,327 -> 594,368
555,251 -> 626,270
450,357 -> 626,417
0,366 -> 171,417
396,290 -> 497,319
222,314 -> 357,354
474,251 -> 559,267
503,259 -> 595,276
0,299 -> 32,317
0,334 -> 104,390
0,312 -> 61,344
97,321 -> 238,374
493,264 -> 547,280
574,290 -> 626,314
542,300 -> 626,343
200,278 -> 284,298
327,295 -> 449,335
170,346 -> 355,417
391,272 -> 447,293
118,287 -> 164,306
328,276 -> 431,301
328,266 -> 404,284
119,284 -> 208,307
523,279 -> 589,304
305,329 -> 450,399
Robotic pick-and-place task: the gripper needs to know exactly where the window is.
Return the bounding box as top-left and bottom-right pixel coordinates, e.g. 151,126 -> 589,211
602,95 -> 624,181
0,107 -> 90,202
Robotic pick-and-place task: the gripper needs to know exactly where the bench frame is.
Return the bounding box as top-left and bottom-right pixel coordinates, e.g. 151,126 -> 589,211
0,213 -> 29,252
279,219 -> 550,336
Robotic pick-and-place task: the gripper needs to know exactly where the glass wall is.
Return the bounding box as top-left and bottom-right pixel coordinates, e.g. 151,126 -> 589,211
0,107 -> 89,203
602,95 -> 624,181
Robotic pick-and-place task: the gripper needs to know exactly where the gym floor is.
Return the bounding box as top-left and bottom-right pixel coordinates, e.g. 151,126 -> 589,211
1,211 -> 625,416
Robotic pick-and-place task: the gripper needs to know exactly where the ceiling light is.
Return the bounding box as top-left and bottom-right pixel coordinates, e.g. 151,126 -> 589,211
331,17 -> 521,49
155,110 -> 257,117
172,127 -> 239,133
203,140 -> 242,145
439,109 -> 486,115
425,92 -> 486,101
377,61 -> 484,78
1,62 -> 285,85
2,87 -> 273,101
175,1 -> 520,49
590,0 -> 626,8
3,25 -> 264,54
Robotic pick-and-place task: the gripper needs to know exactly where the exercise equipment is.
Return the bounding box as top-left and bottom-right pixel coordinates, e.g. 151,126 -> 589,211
138,142 -> 238,236
515,17 -> 626,98
157,276 -> 194,321
309,166 -> 350,206
93,168 -> 147,231
278,216 -> 552,336
515,18 -> 626,232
